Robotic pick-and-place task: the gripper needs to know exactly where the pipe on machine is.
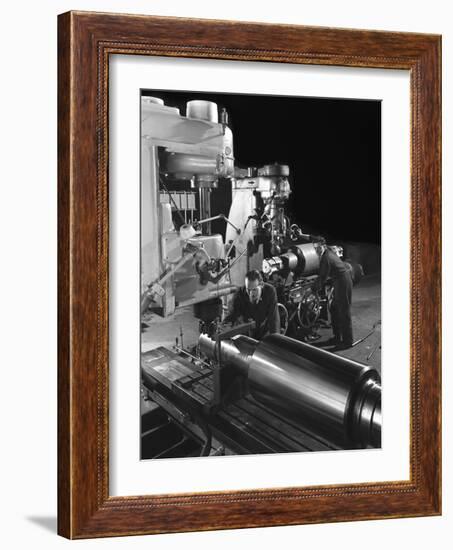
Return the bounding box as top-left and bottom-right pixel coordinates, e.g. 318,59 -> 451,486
198,333 -> 381,449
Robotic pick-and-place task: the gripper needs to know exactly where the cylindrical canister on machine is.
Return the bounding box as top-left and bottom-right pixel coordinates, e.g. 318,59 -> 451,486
198,332 -> 381,448
262,243 -> 320,276
290,243 -> 320,274
186,100 -> 219,122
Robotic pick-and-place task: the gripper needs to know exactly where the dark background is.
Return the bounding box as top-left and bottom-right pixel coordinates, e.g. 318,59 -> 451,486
142,89 -> 381,245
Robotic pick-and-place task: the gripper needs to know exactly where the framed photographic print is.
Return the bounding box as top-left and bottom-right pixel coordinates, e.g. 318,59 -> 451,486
58,11 -> 441,538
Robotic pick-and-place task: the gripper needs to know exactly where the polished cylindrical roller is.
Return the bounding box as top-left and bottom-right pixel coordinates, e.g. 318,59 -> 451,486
198,333 -> 254,377
199,332 -> 381,448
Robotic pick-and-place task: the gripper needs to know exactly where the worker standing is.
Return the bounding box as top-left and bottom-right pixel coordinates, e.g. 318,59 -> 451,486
224,270 -> 280,340
316,244 -> 353,349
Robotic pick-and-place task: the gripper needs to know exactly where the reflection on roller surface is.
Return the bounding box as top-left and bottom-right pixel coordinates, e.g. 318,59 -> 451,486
199,332 -> 381,449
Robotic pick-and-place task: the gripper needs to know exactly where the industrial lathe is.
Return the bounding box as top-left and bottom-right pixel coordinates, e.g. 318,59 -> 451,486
140,95 -> 378,458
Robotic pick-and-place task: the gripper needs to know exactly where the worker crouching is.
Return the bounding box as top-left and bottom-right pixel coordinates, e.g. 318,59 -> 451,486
224,270 -> 280,340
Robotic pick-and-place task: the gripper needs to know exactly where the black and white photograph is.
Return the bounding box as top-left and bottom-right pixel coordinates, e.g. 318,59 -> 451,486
2,0 -> 446,546
140,89 -> 382,459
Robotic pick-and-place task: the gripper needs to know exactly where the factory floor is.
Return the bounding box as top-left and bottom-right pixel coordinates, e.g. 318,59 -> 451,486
142,273 -> 381,372
311,273 -> 381,373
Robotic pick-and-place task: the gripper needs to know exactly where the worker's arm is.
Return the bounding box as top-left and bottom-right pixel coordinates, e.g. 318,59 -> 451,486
316,252 -> 331,288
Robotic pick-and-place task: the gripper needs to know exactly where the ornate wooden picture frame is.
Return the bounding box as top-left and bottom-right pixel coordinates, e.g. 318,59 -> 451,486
58,11 -> 441,539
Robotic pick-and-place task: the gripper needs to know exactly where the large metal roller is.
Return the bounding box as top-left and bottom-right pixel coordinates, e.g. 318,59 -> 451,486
199,333 -> 381,448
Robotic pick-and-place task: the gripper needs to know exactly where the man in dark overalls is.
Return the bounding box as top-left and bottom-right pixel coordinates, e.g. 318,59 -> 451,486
316,245 -> 353,349
224,270 -> 280,340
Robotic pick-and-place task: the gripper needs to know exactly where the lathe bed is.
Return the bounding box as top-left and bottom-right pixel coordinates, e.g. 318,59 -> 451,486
141,346 -> 339,458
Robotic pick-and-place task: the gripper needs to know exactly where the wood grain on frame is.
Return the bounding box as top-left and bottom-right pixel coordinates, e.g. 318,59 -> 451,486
57,11 -> 441,539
